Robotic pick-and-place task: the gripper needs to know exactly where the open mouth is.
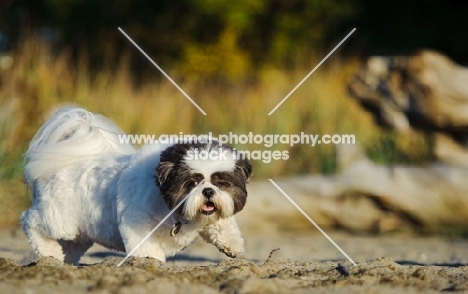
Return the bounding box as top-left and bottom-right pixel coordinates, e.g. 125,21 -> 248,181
202,201 -> 216,215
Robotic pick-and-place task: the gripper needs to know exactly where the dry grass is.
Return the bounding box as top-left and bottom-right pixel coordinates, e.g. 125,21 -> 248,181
0,38 -> 432,226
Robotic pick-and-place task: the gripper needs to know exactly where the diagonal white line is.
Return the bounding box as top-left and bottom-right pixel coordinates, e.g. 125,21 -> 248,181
268,28 -> 356,115
118,27 -> 207,115
117,179 -> 205,267
269,179 -> 357,266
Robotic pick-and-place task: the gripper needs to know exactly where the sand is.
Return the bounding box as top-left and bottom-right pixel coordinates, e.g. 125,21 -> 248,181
1,226 -> 468,293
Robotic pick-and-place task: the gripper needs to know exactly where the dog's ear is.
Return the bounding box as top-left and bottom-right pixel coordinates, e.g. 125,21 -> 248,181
156,144 -> 188,187
156,161 -> 174,187
236,159 -> 253,182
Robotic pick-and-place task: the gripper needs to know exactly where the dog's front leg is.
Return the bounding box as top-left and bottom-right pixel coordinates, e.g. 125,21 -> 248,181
199,216 -> 244,258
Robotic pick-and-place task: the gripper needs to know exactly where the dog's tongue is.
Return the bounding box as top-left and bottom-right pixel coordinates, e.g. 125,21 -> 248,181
203,202 -> 215,212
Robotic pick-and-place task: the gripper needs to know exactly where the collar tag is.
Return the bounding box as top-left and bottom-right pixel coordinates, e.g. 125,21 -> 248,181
170,221 -> 182,236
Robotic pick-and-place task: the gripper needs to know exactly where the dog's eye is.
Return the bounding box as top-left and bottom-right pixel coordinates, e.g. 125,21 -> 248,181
186,180 -> 198,188
215,181 -> 231,187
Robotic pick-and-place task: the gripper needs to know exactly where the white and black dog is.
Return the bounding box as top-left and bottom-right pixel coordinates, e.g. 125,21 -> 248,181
21,107 -> 252,264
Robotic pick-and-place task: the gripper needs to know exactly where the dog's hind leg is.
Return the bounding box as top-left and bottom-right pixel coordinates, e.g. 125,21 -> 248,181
21,220 -> 66,262
59,239 -> 93,265
21,209 -> 73,263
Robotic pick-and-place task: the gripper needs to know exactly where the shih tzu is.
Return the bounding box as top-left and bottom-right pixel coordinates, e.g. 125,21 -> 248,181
21,107 -> 252,264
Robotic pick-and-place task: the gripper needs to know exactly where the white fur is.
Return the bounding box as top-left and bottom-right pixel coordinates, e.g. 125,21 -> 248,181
183,145 -> 236,178
182,146 -> 237,220
21,107 -> 245,264
24,107 -> 136,182
182,183 -> 235,220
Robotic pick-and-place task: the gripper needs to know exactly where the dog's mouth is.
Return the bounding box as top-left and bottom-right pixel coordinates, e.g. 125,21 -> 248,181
202,201 -> 216,215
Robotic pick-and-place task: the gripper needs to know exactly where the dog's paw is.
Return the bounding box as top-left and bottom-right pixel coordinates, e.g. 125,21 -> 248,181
218,238 -> 244,258
219,248 -> 239,258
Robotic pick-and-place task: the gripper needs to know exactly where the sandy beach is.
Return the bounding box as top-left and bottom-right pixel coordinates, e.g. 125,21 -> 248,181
1,219 -> 468,293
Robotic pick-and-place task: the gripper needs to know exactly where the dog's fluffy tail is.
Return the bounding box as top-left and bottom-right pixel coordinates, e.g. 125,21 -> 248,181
24,107 -> 136,183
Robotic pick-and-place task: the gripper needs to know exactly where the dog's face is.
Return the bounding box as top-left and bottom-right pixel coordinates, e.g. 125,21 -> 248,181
156,141 -> 252,221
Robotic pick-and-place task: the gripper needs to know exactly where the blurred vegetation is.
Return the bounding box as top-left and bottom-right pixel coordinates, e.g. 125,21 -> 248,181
1,0 -> 358,82
0,0 -> 463,225
0,37 -> 432,226
1,1 -> 467,79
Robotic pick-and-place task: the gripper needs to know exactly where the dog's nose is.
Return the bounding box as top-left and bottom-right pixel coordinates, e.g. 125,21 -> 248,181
202,187 -> 214,198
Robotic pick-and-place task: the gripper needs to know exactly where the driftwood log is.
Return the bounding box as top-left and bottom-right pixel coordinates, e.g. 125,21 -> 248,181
239,51 -> 468,234
241,144 -> 468,234
348,50 -> 468,165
